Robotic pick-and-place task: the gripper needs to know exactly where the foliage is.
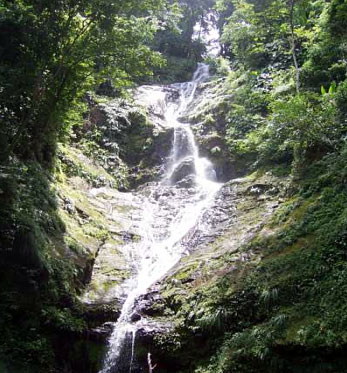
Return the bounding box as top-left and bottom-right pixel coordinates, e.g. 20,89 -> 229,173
262,92 -> 340,172
151,0 -> 217,82
0,159 -> 90,371
0,0 -> 170,166
199,0 -> 347,178
158,149 -> 347,372
220,0 -> 292,70
144,1 -> 347,372
1,0 -> 347,371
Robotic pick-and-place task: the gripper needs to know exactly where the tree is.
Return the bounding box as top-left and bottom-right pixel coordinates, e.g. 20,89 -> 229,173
151,0 -> 217,82
0,0 -> 171,165
289,0 -> 301,93
220,0 -> 291,69
220,0 -> 314,79
267,92 -> 338,171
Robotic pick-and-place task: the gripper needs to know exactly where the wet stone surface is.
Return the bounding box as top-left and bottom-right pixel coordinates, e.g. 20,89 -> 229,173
135,172 -> 290,322
78,84 -> 289,373
97,64 -> 222,373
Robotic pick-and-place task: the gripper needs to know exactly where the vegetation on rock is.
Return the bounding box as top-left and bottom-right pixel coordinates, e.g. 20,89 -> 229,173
1,0 -> 347,371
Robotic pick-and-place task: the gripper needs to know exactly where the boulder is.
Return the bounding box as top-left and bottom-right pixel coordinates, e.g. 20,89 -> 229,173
170,157 -> 196,184
176,175 -> 196,188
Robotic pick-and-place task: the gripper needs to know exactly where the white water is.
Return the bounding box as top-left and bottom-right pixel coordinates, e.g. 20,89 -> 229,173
100,64 -> 221,373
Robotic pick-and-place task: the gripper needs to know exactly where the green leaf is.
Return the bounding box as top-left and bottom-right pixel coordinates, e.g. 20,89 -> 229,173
329,81 -> 337,95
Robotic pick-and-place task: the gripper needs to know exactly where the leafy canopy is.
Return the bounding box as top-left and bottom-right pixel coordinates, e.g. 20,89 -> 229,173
0,0 -> 173,165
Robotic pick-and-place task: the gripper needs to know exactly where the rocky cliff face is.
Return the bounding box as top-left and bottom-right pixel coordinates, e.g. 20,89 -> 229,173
0,87 -> 177,372
58,78 -> 294,373
49,92 -> 177,371
60,82 -> 293,372
3,71 -> 345,373
79,79 -> 347,373
130,172 -> 290,371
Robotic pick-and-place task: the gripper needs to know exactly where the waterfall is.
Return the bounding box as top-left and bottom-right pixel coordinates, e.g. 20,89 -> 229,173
99,63 -> 221,373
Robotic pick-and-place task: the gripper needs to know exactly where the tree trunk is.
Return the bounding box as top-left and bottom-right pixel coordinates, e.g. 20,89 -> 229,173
147,353 -> 157,373
289,0 -> 300,94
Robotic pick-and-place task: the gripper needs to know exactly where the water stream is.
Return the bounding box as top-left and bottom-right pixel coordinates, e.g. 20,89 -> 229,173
100,63 -> 221,373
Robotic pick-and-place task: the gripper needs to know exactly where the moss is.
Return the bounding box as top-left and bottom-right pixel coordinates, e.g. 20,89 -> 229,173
58,144 -> 116,188
140,161 -> 347,373
89,268 -> 129,292
203,185 -> 347,370
172,261 -> 200,282
0,160 -> 93,371
0,128 -> 137,371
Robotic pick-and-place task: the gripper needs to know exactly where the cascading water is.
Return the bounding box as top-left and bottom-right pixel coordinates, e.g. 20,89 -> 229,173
100,63 -> 221,373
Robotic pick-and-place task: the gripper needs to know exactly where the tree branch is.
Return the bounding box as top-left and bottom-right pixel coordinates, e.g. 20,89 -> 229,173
147,353 -> 157,373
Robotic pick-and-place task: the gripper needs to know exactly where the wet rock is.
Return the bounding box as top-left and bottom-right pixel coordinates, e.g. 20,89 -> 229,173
135,289 -> 166,317
136,320 -> 173,339
84,301 -> 121,324
170,157 -> 196,183
173,127 -> 195,159
131,312 -> 142,322
175,175 -> 196,188
123,172 -> 292,373
150,172 -> 288,293
76,72 -> 290,372
88,322 -> 115,342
